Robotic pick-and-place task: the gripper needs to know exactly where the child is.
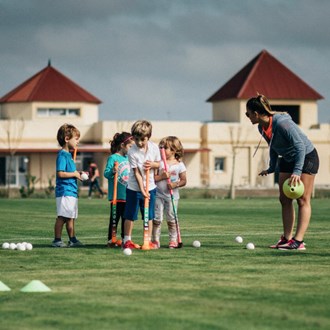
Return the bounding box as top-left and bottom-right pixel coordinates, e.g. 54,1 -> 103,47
52,123 -> 84,248
104,132 -> 133,247
153,136 -> 187,248
123,120 -> 161,250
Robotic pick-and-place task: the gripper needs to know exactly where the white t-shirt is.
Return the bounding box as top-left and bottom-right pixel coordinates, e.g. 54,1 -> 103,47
156,160 -> 186,200
127,141 -> 161,191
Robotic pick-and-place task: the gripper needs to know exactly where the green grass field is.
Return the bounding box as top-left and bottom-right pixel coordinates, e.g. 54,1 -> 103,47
1,197 -> 330,330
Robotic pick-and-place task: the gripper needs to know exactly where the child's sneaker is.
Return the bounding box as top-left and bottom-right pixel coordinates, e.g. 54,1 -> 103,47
149,241 -> 159,249
151,241 -> 160,249
107,239 -> 122,248
269,235 -> 288,249
123,240 -> 140,249
169,241 -> 178,249
52,240 -> 67,248
68,240 -> 83,247
278,238 -> 306,250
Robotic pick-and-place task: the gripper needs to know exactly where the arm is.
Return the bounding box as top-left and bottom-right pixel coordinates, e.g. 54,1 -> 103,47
57,171 -> 81,180
154,166 -> 169,183
91,168 -> 100,181
169,171 -> 187,190
143,160 -> 160,170
104,157 -> 115,179
133,167 -> 149,198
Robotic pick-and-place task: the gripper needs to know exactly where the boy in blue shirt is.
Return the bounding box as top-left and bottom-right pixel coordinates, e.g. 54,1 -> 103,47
52,123 -> 84,248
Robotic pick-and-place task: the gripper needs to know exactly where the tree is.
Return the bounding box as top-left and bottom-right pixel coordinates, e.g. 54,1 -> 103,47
228,126 -> 250,200
0,119 -> 25,197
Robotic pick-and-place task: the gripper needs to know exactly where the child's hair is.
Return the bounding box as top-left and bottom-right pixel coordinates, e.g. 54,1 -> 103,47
57,123 -> 80,147
131,120 -> 152,138
110,132 -> 133,154
159,136 -> 184,161
246,94 -> 276,116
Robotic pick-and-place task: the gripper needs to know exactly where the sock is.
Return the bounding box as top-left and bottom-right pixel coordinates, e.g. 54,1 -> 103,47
54,238 -> 62,242
124,235 -> 131,244
294,238 -> 303,244
70,236 -> 78,243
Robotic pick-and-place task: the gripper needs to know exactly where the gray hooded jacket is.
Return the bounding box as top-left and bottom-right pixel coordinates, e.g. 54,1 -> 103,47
258,113 -> 314,176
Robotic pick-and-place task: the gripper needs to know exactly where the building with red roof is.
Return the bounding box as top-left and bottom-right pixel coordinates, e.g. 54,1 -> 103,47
207,50 -> 323,128
0,51 -> 329,192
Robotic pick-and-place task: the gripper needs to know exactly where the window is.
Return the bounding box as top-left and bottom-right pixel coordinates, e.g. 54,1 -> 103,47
0,156 -> 29,187
214,157 -> 225,173
271,105 -> 300,125
37,108 -> 80,117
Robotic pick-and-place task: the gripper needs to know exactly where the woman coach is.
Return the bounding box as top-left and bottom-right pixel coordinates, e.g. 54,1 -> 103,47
246,94 -> 319,250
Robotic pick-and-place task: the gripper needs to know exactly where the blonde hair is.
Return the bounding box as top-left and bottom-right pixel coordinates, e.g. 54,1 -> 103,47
131,120 -> 152,138
159,136 -> 184,161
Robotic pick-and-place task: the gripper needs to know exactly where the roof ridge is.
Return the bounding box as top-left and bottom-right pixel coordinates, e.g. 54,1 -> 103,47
238,50 -> 265,98
0,64 -> 101,104
28,66 -> 50,101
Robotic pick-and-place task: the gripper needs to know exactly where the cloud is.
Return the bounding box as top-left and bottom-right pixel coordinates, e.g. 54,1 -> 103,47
0,0 -> 329,123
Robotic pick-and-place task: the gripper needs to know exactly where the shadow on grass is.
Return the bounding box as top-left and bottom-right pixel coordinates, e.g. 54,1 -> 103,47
33,243 -> 110,249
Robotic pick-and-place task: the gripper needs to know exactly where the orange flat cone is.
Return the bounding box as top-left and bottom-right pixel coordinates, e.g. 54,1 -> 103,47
141,243 -> 150,250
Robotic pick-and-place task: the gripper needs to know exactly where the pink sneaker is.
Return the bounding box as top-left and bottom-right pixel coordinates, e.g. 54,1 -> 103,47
151,241 -> 160,249
169,241 -> 178,249
278,239 -> 306,250
269,235 -> 288,249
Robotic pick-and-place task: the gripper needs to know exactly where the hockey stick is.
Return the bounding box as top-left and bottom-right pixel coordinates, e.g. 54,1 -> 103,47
111,161 -> 119,245
160,147 -> 183,248
73,148 -> 77,162
141,168 -> 150,250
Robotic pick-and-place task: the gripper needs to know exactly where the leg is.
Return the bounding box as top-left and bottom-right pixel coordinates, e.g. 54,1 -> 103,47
54,216 -> 65,239
279,172 -> 295,240
65,218 -> 75,238
148,220 -> 153,242
52,217 -> 67,247
124,219 -> 134,237
88,181 -> 94,197
294,173 -> 315,241
152,197 -> 164,243
166,198 -> 178,248
164,198 -> 177,243
94,179 -> 104,197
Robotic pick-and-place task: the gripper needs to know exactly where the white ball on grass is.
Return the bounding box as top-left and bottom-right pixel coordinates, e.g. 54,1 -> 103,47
235,236 -> 243,243
17,243 -> 26,251
9,243 -> 17,250
123,248 -> 132,256
2,242 -> 10,249
246,242 -> 255,250
25,243 -> 33,250
192,240 -> 201,248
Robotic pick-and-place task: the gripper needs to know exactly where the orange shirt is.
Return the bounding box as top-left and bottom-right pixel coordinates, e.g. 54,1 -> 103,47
262,116 -> 273,140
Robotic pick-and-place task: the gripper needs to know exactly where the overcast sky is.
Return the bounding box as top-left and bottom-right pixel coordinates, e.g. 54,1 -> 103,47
1,0 -> 330,123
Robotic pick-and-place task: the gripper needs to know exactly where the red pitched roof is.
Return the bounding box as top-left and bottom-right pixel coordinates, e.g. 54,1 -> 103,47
207,50 -> 323,102
0,63 -> 101,104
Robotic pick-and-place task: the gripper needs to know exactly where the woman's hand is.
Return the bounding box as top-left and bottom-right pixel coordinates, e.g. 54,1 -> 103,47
258,170 -> 268,176
289,174 -> 301,186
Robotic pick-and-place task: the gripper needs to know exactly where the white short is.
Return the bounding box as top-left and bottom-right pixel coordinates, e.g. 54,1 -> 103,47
56,196 -> 78,219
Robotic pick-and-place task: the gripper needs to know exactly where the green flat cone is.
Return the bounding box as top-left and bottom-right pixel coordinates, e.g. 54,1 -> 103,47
20,280 -> 51,292
0,281 -> 11,291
